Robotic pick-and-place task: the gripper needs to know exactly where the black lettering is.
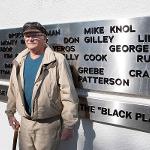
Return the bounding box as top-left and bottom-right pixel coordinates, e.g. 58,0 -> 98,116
1,40 -> 17,46
4,63 -> 13,68
80,104 -> 95,113
125,111 -> 132,119
109,45 -> 149,53
63,54 -> 79,60
0,69 -> 10,75
135,113 -> 142,120
135,113 -> 150,122
78,67 -> 104,75
0,90 -> 7,96
4,53 -> 13,59
84,27 -> 104,34
84,54 -> 107,61
90,106 -> 95,113
52,45 -> 75,52
129,70 -> 150,78
0,47 -> 12,52
84,36 -> 114,43
8,32 -> 23,39
119,110 -> 125,118
64,37 -> 79,44
138,34 -> 150,42
47,29 -> 61,36
113,109 -> 119,117
20,39 -> 25,44
101,107 -> 107,115
79,76 -> 129,86
110,25 -> 136,33
137,55 -> 150,62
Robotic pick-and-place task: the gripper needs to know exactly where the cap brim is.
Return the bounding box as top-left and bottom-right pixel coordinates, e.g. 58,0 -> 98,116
23,29 -> 42,34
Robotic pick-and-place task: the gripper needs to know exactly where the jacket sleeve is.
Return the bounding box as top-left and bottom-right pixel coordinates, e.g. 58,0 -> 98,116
58,55 -> 79,129
5,66 -> 17,117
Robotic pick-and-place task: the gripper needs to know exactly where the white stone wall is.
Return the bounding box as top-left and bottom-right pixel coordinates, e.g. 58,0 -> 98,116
0,0 -> 149,29
1,0 -> 150,149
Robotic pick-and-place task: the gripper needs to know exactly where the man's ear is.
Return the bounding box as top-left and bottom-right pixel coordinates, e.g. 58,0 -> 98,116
44,35 -> 48,43
46,38 -> 48,43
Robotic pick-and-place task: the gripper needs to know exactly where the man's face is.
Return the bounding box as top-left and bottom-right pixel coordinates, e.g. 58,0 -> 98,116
24,32 -> 46,51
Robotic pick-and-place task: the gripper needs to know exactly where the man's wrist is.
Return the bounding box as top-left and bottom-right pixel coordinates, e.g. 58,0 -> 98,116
7,113 -> 14,119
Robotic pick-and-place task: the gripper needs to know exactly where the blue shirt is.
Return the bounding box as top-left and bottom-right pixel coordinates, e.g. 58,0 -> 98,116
23,53 -> 43,115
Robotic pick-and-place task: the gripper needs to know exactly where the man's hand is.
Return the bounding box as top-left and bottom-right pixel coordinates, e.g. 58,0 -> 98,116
60,128 -> 73,140
8,116 -> 20,130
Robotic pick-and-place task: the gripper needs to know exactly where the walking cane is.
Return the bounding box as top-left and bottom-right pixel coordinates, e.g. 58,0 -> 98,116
12,129 -> 18,150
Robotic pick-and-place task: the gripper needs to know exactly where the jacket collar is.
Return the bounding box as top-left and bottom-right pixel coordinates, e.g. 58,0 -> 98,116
42,45 -> 56,65
13,45 -> 56,66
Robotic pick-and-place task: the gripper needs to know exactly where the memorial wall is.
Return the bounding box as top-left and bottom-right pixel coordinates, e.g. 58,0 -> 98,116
1,16 -> 150,132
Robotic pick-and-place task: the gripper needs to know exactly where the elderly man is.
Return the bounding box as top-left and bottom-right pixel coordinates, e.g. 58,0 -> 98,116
5,22 -> 78,150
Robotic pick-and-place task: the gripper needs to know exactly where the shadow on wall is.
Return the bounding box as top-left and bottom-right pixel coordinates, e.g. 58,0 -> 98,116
51,44 -> 96,150
71,63 -> 96,149
81,119 -> 96,150
59,96 -> 96,150
58,119 -> 96,150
